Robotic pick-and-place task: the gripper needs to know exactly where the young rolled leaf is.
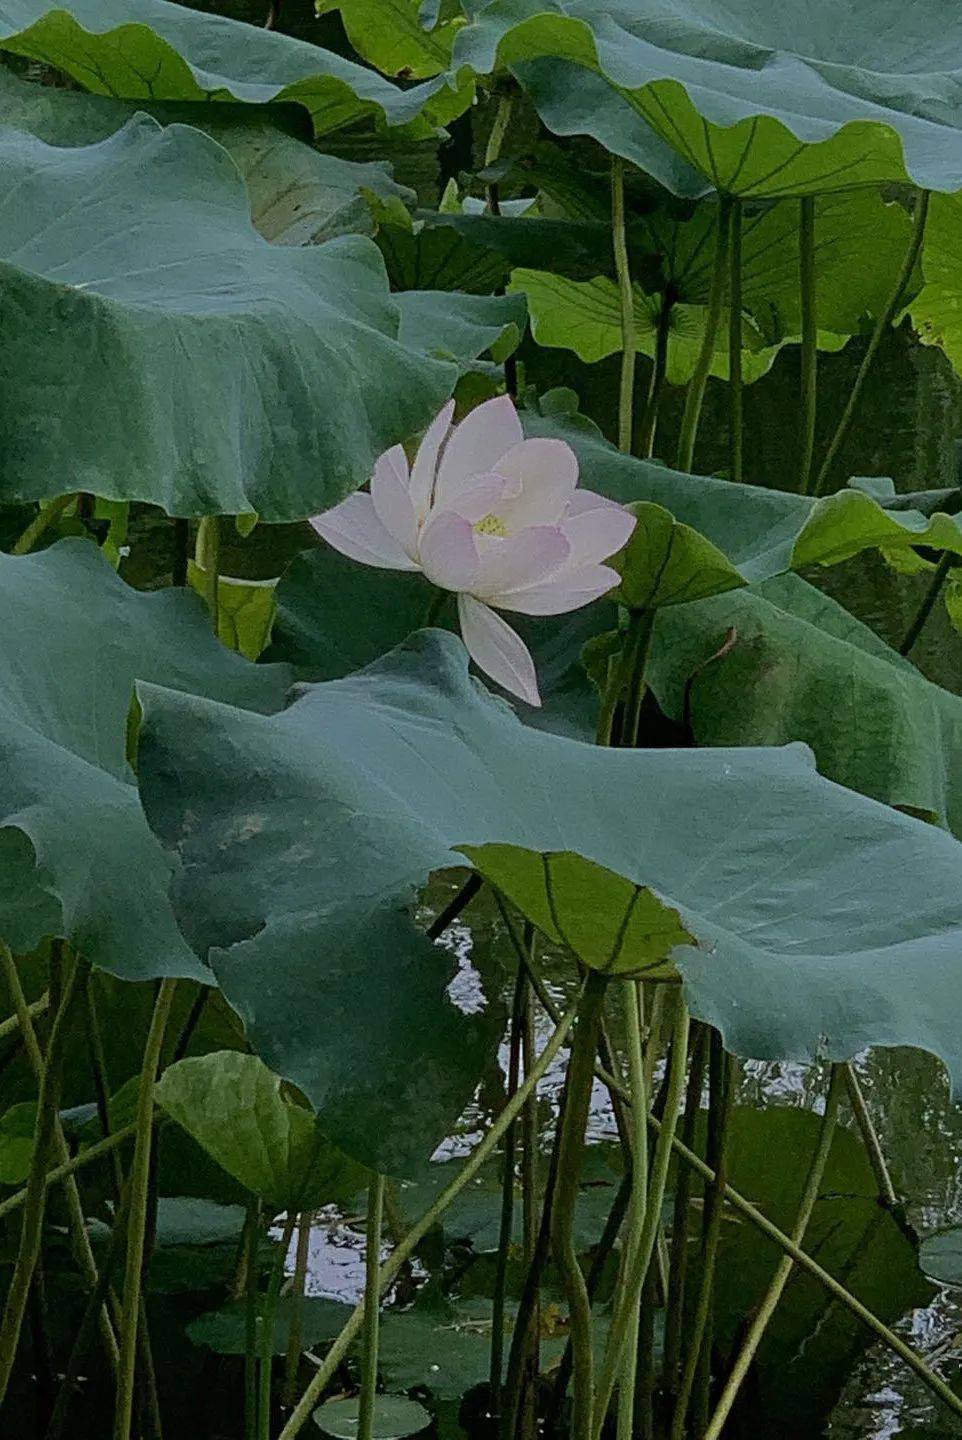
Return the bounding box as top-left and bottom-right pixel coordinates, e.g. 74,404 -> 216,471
457,844 -> 694,977
0,117 -> 456,520
455,0 -> 962,196
155,1051 -> 367,1210
0,539 -> 289,981
611,502 -> 745,610
0,0 -> 453,135
138,630 -> 962,1148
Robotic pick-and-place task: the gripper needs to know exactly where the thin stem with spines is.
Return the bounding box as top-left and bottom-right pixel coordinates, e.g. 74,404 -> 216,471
676,196 -> 732,473
357,1179 -> 385,1440
728,198 -> 744,481
798,195 -> 818,494
612,156 -> 637,454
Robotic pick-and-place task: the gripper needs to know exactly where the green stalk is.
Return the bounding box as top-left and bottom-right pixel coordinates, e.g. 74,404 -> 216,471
0,992 -> 48,1044
899,550 -> 952,656
798,196 -> 818,494
550,971 -> 608,1439
0,950 -> 86,1406
509,958 -> 962,1424
114,978 -> 177,1440
640,299 -> 672,459
728,198 -> 744,482
357,1179 -> 386,1440
676,196 -> 732,473
662,1023 -> 709,1395
259,1212 -> 298,1440
814,189 -> 930,496
195,515 -> 221,632
671,1038 -> 736,1440
518,950 -> 539,1440
620,610 -> 655,748
592,997 -> 691,1440
489,968 -> 525,1415
612,156 -> 637,454
616,984 -> 648,1440
279,993 -> 582,1440
244,1200 -> 262,1440
701,1066 -> 844,1440
0,1122 -> 136,1226
284,1211 -> 314,1406
842,1063 -> 898,1209
11,494 -> 75,556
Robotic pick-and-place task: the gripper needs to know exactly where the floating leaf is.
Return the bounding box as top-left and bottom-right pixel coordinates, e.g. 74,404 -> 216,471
458,844 -> 692,978
189,1295 -> 353,1355
0,117 -> 455,520
920,1226 -> 962,1289
139,630 -> 962,1163
155,1051 -> 367,1209
314,1396 -> 432,1439
0,539 -> 289,981
454,2 -> 962,196
0,0 -> 450,135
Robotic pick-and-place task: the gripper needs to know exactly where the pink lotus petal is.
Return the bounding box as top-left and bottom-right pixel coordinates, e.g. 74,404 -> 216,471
409,400 -> 455,522
419,511 -> 481,592
563,488 -> 623,516
439,473 -> 507,524
475,525 -> 570,599
560,504 -> 636,566
491,563 -> 621,615
494,439 -> 579,530
457,593 -> 541,706
371,445 -> 418,558
310,493 -> 419,571
435,396 -> 523,506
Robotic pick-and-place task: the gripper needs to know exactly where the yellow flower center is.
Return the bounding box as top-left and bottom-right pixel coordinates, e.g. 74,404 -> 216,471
474,512 -> 508,538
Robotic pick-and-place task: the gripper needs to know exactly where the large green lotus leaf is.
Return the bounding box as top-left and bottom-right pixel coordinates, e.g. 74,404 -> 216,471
910,191 -> 962,380
509,268 -> 798,385
155,1051 -> 368,1207
0,66 -> 411,246
0,116 -> 459,520
612,502 -> 744,610
453,2 -> 962,196
396,289 -> 527,371
316,0 -> 463,79
0,538 -> 290,981
188,1295 -> 353,1356
139,631 -> 962,1153
458,844 -> 692,977
711,1106 -> 931,1437
648,573 -> 962,836
0,0 -> 454,135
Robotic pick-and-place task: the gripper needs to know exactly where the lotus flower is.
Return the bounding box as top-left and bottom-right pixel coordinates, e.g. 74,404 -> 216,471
310,396 -> 636,705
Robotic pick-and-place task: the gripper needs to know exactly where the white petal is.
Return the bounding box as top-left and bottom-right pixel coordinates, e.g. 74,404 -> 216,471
560,504 -> 636,566
310,493 -> 418,571
491,563 -> 621,615
435,396 -> 523,505
371,445 -> 418,557
409,400 -> 454,522
418,511 -> 481,592
564,488 -> 622,516
475,525 -> 570,599
457,593 -> 541,706
494,439 -> 579,530
439,473 -> 507,524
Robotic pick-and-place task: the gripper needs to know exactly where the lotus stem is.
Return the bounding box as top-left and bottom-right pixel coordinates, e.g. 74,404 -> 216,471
284,1210 -> 314,1406
171,517 -> 190,586
611,156 -> 637,454
641,298 -> 672,458
798,195 -> 818,494
676,195 -> 732,473
259,1211 -> 298,1440
0,991 -> 48,1044
426,872 -> 482,939
814,189 -> 930,496
701,1065 -> 844,1440
0,1121 -> 137,1226
518,946 -> 539,1440
114,978 -> 177,1440
489,968 -> 526,1415
11,493 -> 75,556
662,1023 -> 709,1395
592,997 -> 691,1440
278,991 -> 582,1440
616,983 -> 648,1440
0,947 -> 86,1406
244,1199 -> 262,1440
195,515 -> 221,632
670,1036 -> 736,1440
357,1179 -> 385,1440
620,610 -> 655,747
899,550 -> 952,656
842,1062 -> 898,1208
729,197 -> 744,482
